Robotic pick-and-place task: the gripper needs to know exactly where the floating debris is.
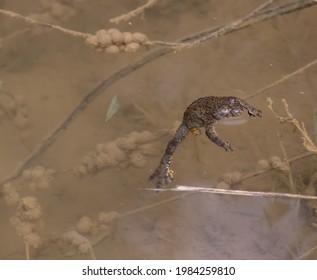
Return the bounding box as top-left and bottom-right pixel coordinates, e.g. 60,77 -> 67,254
105,95 -> 120,122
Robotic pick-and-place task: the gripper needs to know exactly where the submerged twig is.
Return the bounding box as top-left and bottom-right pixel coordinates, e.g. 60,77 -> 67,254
110,0 -> 158,24
298,245 -> 317,260
152,0 -> 316,49
239,152 -> 313,182
246,57 -> 317,100
268,98 -> 317,154
278,135 -> 296,193
150,185 -> 317,200
179,0 -> 277,49
24,242 -> 30,260
0,9 -> 89,39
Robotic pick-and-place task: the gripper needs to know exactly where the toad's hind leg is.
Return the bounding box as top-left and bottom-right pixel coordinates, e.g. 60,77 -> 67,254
205,121 -> 233,152
148,122 -> 189,188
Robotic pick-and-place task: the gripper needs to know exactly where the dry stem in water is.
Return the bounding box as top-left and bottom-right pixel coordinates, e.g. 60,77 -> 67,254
268,98 -> 317,154
110,0 -> 158,24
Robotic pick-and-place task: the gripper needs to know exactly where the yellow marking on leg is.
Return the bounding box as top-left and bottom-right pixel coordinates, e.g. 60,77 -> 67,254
168,169 -> 174,179
190,128 -> 201,135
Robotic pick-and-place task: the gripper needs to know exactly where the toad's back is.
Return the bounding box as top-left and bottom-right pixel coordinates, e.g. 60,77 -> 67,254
183,96 -> 244,128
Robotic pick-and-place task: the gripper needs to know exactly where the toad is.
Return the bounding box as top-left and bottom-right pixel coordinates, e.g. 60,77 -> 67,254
148,96 -> 262,189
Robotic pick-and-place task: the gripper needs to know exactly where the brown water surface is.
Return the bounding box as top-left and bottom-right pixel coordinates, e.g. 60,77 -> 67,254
1,0 -> 317,259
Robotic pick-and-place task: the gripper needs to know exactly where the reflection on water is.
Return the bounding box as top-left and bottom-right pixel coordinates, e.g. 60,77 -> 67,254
113,193 -> 314,259
1,0 -> 317,259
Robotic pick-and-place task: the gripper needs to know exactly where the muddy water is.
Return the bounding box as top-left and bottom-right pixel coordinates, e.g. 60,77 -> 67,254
1,0 -> 317,259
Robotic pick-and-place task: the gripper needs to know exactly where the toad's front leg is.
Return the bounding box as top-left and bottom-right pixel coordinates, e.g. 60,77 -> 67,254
236,98 -> 262,118
205,121 -> 233,152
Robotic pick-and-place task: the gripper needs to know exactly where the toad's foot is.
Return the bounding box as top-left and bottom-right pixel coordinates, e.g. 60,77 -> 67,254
222,141 -> 234,152
148,165 -> 174,189
247,108 -> 262,118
